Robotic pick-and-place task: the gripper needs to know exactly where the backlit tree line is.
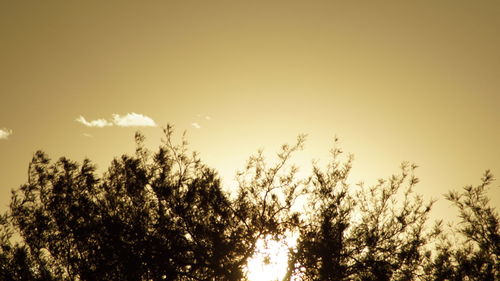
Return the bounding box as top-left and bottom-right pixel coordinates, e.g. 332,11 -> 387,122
1,127 -> 498,280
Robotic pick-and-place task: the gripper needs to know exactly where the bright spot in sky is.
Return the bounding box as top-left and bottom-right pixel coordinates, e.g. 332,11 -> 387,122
246,234 -> 298,281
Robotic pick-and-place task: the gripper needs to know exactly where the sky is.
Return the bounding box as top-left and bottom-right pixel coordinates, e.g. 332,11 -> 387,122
1,0 -> 499,222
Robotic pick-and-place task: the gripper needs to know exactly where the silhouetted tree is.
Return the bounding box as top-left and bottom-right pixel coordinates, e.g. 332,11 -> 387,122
424,170 -> 499,281
0,127 -> 305,281
6,128 -> 229,280
1,130 -> 498,281
232,134 -> 307,275
287,141 -> 438,281
1,212 -> 56,281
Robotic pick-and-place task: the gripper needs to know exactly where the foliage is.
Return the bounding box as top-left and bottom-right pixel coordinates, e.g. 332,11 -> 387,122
0,129 -> 498,281
289,141 -> 438,281
1,127 -> 305,281
424,170 -> 499,281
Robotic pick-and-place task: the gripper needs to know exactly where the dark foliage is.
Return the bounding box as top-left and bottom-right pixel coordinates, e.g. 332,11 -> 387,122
424,170 -> 499,281
1,127 -> 304,281
288,142 -> 438,281
0,129 -> 498,281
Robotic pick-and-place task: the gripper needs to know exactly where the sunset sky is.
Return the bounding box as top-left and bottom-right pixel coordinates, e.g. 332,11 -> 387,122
1,0 -> 499,222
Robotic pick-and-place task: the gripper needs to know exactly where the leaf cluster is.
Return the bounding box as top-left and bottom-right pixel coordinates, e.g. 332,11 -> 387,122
0,130 -> 498,281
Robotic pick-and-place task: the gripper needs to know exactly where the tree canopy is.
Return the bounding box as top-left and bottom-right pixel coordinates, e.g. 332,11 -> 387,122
1,127 -> 498,281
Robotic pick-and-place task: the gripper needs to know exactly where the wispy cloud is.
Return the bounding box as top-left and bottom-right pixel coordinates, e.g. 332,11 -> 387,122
76,116 -> 113,127
112,113 -> 157,127
0,128 -> 13,140
197,114 -> 212,121
82,133 -> 94,138
191,114 -> 211,129
76,113 -> 157,128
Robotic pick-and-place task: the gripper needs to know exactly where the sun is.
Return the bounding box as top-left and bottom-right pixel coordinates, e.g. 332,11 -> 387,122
245,234 -> 298,281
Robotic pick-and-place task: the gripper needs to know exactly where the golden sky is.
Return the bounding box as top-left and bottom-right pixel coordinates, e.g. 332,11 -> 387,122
1,0 -> 499,219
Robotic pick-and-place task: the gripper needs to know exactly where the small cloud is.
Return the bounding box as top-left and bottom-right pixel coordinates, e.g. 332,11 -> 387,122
191,122 -> 201,129
205,115 -> 212,120
76,116 -> 113,127
112,113 -> 157,127
0,128 -> 13,140
76,113 -> 157,128
83,133 -> 94,138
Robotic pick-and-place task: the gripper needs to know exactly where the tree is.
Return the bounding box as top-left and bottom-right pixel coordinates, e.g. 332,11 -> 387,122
0,129 -> 498,281
425,170 -> 499,281
0,211 -> 56,281
0,127 -> 305,281
6,128 -> 229,280
287,141 -> 438,281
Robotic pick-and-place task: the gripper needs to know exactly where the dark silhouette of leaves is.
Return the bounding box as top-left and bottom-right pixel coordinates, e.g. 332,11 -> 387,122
0,129 -> 498,281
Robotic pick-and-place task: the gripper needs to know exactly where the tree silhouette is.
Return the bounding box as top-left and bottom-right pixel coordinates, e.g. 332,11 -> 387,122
0,129 -> 498,281
1,127 -> 305,281
287,141 -> 438,281
424,170 -> 499,281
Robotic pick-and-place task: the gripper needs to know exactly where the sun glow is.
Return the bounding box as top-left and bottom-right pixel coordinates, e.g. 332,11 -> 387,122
245,234 -> 298,281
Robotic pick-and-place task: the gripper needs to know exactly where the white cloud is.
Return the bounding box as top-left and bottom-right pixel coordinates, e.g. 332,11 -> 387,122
112,113 -> 157,127
83,133 -> 94,138
191,122 -> 201,129
76,113 -> 157,128
205,115 -> 212,120
76,116 -> 113,127
0,128 -> 13,140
